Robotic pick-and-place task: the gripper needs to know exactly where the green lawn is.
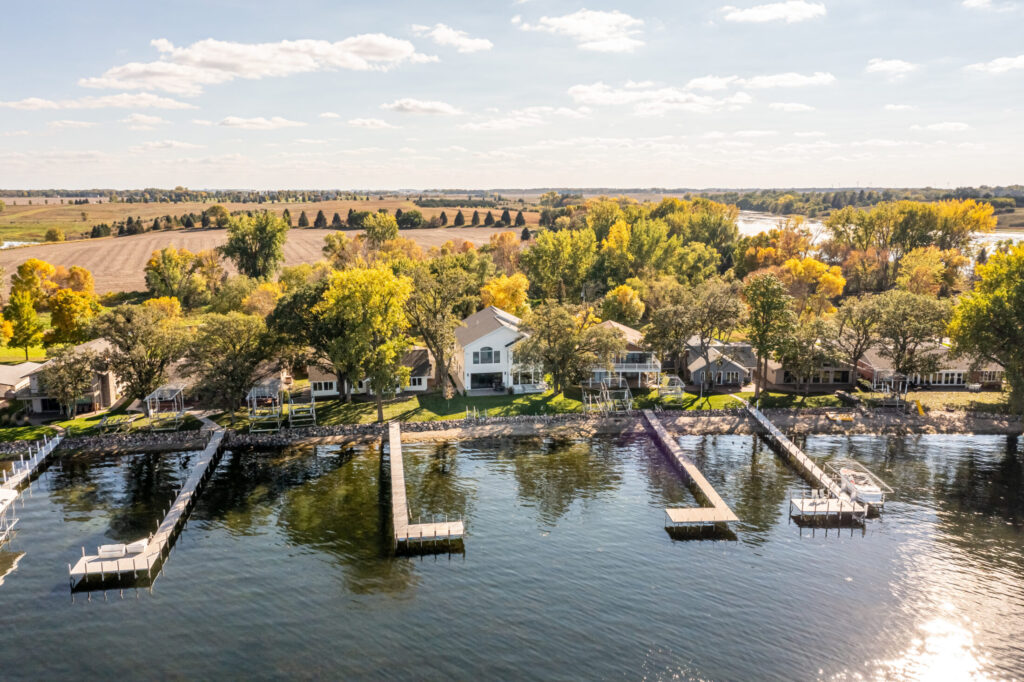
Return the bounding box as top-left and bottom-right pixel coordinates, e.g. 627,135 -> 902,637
0,424 -> 58,446
635,389 -> 843,411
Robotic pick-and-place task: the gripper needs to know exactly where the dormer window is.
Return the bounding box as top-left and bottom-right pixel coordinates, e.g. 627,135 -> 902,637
473,346 -> 500,364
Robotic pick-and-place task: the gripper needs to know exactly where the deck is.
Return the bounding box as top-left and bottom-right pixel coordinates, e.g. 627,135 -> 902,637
68,430 -> 225,587
387,423 -> 464,548
1,435 -> 63,492
641,410 -> 739,528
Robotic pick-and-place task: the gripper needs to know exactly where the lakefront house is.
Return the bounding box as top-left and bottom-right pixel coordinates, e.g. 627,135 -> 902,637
308,347 -> 436,398
453,306 -> 545,394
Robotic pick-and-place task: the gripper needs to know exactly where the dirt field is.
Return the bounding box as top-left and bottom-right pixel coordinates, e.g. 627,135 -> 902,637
0,198 -> 539,242
0,226 -> 516,294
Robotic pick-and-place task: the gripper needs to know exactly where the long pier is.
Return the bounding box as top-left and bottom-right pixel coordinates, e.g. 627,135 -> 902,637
1,434 -> 63,492
387,423 -> 464,549
733,398 -> 866,524
641,410 -> 738,529
68,429 -> 226,587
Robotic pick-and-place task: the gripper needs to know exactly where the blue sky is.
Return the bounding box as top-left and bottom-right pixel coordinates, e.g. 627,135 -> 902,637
1,0 -> 1022,189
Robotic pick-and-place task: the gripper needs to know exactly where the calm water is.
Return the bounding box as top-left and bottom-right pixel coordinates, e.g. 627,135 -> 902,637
1,434 -> 1023,680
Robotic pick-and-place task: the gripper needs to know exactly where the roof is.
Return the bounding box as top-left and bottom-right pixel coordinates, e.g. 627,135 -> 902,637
0,362 -> 41,387
687,346 -> 752,374
861,345 -> 1002,373
595,320 -> 645,350
28,338 -> 113,376
402,347 -> 434,377
455,306 -> 521,347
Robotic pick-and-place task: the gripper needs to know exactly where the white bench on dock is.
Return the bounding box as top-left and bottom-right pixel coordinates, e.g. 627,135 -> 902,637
388,423 -> 464,547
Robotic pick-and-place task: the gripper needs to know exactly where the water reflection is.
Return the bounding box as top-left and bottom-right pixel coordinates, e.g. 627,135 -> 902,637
403,441 -> 474,526
727,436 -> 792,541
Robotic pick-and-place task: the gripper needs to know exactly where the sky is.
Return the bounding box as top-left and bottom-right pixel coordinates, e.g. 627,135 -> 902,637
1,0 -> 1022,190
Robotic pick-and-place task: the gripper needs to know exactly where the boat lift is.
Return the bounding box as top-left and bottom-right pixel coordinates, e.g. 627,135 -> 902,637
824,460 -> 892,511
247,379 -> 283,433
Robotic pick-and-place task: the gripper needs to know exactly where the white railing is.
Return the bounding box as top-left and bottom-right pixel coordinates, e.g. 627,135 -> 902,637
610,361 -> 662,372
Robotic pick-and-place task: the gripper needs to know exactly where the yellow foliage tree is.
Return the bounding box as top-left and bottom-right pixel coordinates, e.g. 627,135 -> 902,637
11,258 -> 57,310
53,265 -> 95,294
780,256 -> 846,317
242,281 -> 283,317
601,284 -> 645,326
489,231 -> 521,274
143,296 -> 183,318
480,273 -> 530,316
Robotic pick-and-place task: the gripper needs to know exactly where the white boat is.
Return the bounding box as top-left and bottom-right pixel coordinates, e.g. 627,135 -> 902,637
839,467 -> 885,506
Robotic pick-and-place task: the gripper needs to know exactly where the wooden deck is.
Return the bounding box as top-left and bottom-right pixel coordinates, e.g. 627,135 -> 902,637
641,410 -> 739,528
387,423 -> 464,547
68,430 -> 225,587
733,398 -> 867,523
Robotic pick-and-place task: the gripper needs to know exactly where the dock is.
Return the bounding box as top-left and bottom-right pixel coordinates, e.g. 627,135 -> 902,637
734,398 -> 867,524
641,410 -> 739,530
68,429 -> 226,588
1,434 -> 63,492
387,422 -> 464,549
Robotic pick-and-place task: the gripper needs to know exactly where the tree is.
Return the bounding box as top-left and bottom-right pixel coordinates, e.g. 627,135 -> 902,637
363,211 -> 399,248
488,231 -> 520,274
780,256 -> 846,318
874,289 -> 952,382
484,211 -> 495,226
282,208 -> 292,226
4,290 -> 44,360
143,296 -> 183,318
45,228 -> 65,242
520,227 -> 598,301
93,305 -> 189,400
521,226 -> 531,241
949,244 -> 1024,411
516,301 -> 625,394
315,264 -> 413,421
500,208 -> 511,225
601,284 -> 644,327
46,289 -> 100,345
514,210 -> 526,227
742,273 -> 794,399
184,312 -> 272,424
144,246 -> 211,308
241,281 -> 283,317
439,211 -> 448,226
38,344 -> 96,418
828,294 -> 879,388
454,210 -> 465,226
298,210 -> 310,227
331,212 -> 344,228
480,273 -> 530,316
777,318 -> 833,396
406,262 -> 472,398
396,209 -> 425,229
314,209 -> 328,228
206,204 -> 230,228
471,210 -> 480,226
681,278 -> 746,391
221,211 -> 289,280
11,258 -> 57,309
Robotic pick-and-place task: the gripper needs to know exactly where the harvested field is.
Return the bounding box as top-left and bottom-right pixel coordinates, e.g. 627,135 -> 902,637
0,226 -> 517,293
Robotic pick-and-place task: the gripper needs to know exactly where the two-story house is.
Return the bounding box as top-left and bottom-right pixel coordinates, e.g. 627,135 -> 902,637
588,320 -> 661,388
454,306 -> 545,394
22,339 -> 122,415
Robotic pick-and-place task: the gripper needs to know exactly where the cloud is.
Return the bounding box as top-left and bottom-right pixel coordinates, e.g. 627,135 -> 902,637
742,71 -> 835,87
121,113 -> 169,130
47,120 -> 96,128
794,131 -> 826,137
734,129 -> 778,137
567,81 -> 751,115
769,102 -> 814,111
721,1 -> 826,23
965,54 -> 1024,73
130,139 -> 204,151
412,23 -> 493,53
865,58 -> 919,79
460,106 -> 590,131
962,0 -> 1018,10
79,35 -> 437,96
0,93 -> 194,110
685,75 -> 740,91
911,121 -> 971,132
217,116 -> 306,130
319,112 -> 341,119
884,103 -> 915,111
1,130 -> 29,137
348,117 -> 397,129
381,98 -> 462,114
517,9 -> 645,53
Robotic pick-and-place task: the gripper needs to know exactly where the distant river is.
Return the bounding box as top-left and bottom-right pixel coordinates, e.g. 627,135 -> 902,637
1,433 -> 1022,679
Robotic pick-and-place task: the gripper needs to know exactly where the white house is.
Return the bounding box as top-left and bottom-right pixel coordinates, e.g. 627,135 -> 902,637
454,306 -> 545,394
589,320 -> 661,388
308,347 -> 436,398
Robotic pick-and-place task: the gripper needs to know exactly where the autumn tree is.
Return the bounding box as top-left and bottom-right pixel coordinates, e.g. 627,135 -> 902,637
46,289 -> 101,345
93,305 -> 190,400
601,284 -> 645,327
205,204 -> 230,228
779,256 -> 846,318
4,289 -> 44,360
53,265 -> 95,294
488,231 -> 520,274
363,211 -> 399,248
520,227 -> 598,301
480,273 -> 530,316
144,246 -> 218,308
221,211 -> 289,280
11,258 -> 57,309
743,273 -> 794,399
38,344 -> 97,418
406,262 -> 472,398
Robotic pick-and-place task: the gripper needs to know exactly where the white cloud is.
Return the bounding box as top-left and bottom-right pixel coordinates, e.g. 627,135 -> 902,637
735,129 -> 778,137
794,131 -> 826,137
865,58 -> 919,79
567,81 -> 751,115
769,102 -> 814,111
79,35 -> 437,96
721,1 -> 826,23
912,121 -> 971,132
517,9 -> 645,53
743,71 -> 835,88
412,23 -> 493,53
0,93 -> 193,110
965,54 -> 1024,73
319,112 -> 341,119
121,113 -> 169,130
381,98 -> 462,115
130,139 -> 204,151
460,106 -> 590,131
1,130 -> 29,137
884,103 -> 915,111
217,116 -> 306,130
348,118 -> 397,129
47,120 -> 96,128
685,75 -> 740,91
962,0 -> 1018,10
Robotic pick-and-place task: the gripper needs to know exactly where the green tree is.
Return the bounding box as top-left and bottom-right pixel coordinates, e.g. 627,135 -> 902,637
282,208 -> 292,226
828,294 -> 880,388
484,211 -> 495,226
439,211 -> 448,226
331,212 -> 344,228
500,208 -> 511,225
471,210 -> 480,226
93,305 -> 190,400
406,262 -> 472,398
314,209 -> 328,228
38,344 -> 96,418
514,210 -> 526,227
144,246 -> 216,308
396,209 -> 425,229
454,210 -> 465,226
875,289 -> 952,382
682,278 -> 746,391
743,273 -> 794,399
298,210 -> 310,227
206,204 -> 230,227
516,301 -> 625,394
520,227 -> 598,301
363,211 -> 399,248
777,318 -> 833,396
4,289 -> 44,360
949,244 -> 1024,411
184,312 -> 273,424
220,211 -> 289,280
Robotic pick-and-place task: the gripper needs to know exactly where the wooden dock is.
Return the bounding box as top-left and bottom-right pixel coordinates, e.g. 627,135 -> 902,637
641,410 -> 739,529
1,435 -> 63,492
68,430 -> 226,587
733,398 -> 867,524
387,423 -> 464,548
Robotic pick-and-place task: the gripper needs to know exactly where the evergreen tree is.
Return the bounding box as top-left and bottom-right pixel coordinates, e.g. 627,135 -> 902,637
521,226 -> 531,241
484,211 -> 495,226
152,218 -> 161,231
331,212 -> 343,228
298,211 -> 310,227
314,209 -> 327,228
282,208 -> 292,226
183,215 -> 195,228
454,210 -> 465,226
201,213 -> 211,228
514,210 -> 526,227
439,211 -> 448,226
346,208 -> 354,225
395,208 -> 403,220
471,210 -> 480,226
500,208 -> 511,225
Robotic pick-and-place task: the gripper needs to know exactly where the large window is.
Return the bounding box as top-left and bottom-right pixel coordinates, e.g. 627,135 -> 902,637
410,377 -> 424,387
312,381 -> 336,393
473,347 -> 500,364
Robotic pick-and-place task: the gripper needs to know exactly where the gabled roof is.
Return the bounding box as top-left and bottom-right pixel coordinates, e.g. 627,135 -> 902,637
28,338 -> 113,376
402,347 -> 434,377
0,362 -> 41,387
687,346 -> 751,374
595,320 -> 645,350
861,345 -> 1002,373
455,306 -> 522,347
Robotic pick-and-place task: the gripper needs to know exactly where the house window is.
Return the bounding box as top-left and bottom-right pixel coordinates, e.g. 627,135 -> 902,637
835,371 -> 850,384
783,371 -> 796,384
980,371 -> 1003,383
312,381 -> 336,393
410,377 -> 424,387
474,347 -> 499,364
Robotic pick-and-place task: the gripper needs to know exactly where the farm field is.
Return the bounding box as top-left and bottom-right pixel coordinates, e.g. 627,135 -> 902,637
0,198 -> 539,243
0,226 -> 520,293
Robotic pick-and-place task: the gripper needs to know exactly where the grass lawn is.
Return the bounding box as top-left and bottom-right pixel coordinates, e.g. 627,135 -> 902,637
0,424 -> 58,447
635,389 -> 843,411
861,388 -> 1011,414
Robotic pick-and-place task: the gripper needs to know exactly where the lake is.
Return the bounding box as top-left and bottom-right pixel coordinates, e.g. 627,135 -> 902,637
1,433 -> 1022,680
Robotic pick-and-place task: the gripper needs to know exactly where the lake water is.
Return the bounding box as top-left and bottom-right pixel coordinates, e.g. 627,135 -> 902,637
1,434 -> 1022,680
